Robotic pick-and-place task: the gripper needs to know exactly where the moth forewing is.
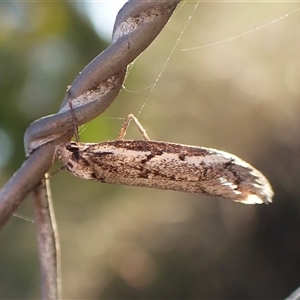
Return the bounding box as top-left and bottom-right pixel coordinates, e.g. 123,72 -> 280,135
56,140 -> 274,204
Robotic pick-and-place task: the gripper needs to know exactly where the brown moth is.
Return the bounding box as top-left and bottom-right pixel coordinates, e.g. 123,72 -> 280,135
57,139 -> 273,204
56,115 -> 274,204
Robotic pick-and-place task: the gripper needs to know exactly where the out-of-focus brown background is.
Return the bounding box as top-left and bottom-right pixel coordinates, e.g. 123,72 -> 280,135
1,2 -> 300,299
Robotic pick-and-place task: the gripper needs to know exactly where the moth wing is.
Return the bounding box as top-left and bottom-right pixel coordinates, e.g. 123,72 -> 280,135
198,177 -> 266,204
199,177 -> 239,198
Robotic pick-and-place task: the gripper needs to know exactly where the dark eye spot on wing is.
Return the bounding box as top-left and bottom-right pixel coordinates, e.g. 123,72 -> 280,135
90,172 -> 97,179
141,153 -> 155,164
153,150 -> 163,156
178,153 -> 186,161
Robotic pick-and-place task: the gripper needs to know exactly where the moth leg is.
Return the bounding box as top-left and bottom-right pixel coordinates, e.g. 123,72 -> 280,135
67,87 -> 79,142
117,114 -> 150,141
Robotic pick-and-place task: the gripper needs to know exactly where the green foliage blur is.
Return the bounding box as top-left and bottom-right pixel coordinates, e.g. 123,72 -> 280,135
1,2 -> 300,299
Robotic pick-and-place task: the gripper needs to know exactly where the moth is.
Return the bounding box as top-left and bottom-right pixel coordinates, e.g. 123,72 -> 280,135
57,115 -> 274,204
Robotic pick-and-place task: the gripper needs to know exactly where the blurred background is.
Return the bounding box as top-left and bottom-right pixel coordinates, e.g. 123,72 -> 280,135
1,1 -> 300,299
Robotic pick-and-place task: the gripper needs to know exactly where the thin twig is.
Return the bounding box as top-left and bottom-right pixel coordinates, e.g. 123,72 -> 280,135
33,177 -> 62,300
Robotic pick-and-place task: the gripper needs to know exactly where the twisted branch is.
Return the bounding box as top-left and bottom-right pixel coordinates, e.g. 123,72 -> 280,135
0,0 -> 180,230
